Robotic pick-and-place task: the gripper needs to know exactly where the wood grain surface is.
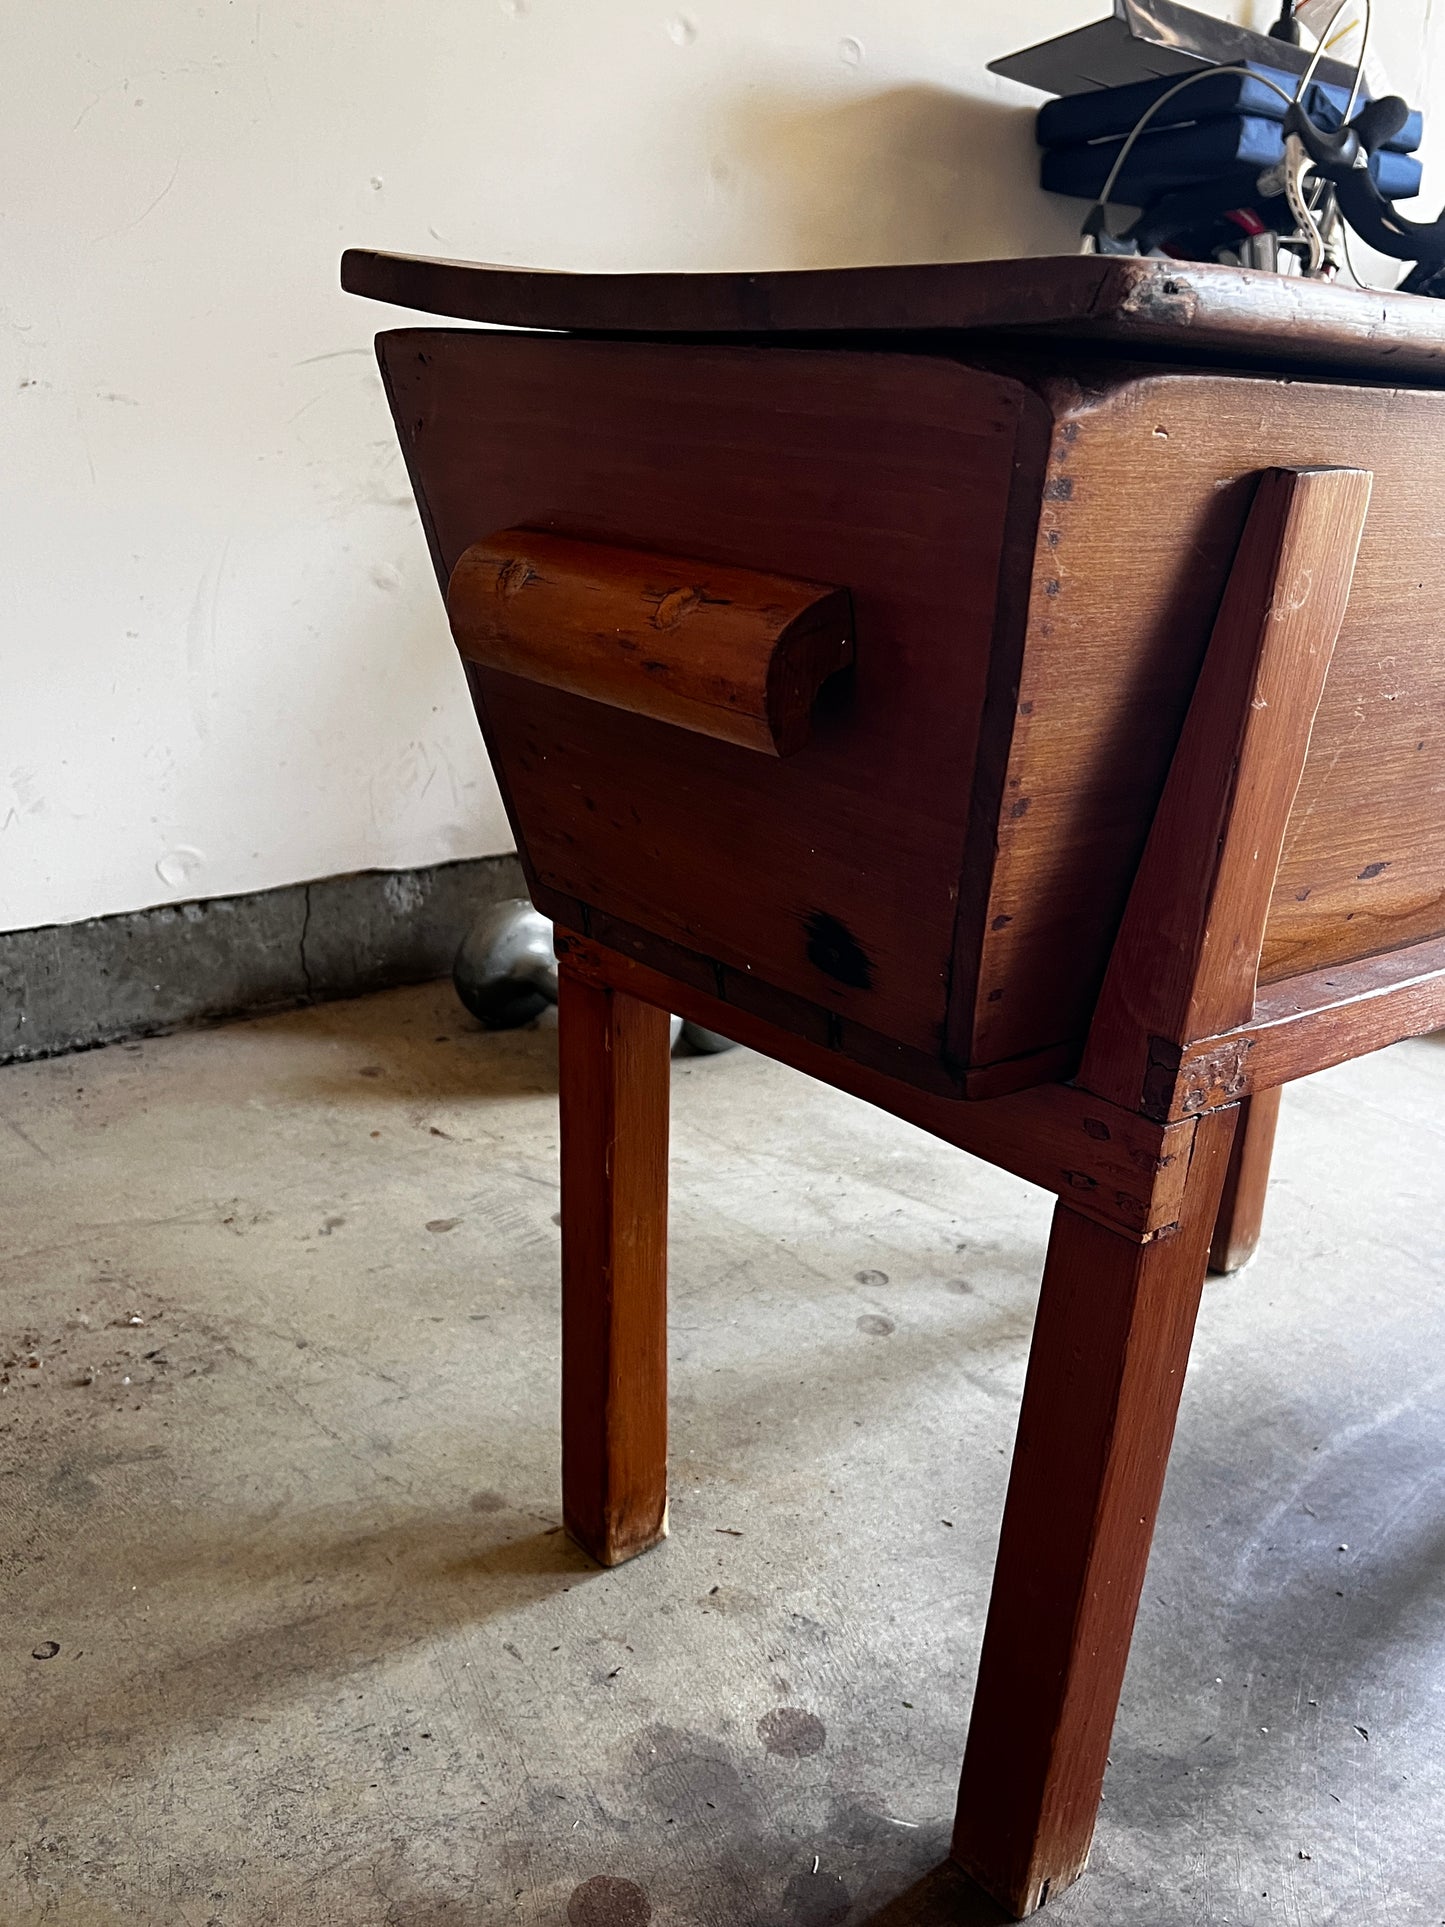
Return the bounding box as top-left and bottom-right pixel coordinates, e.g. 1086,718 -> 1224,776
344,249 -> 1445,385
952,1104 -> 1239,1916
1209,1087 -> 1282,1274
381,327 -> 1044,1071
558,962 -> 672,1567
447,529 -> 854,757
375,304 -> 1445,1100
356,247 -> 1445,1925
967,374 -> 1445,1078
555,932 -> 1196,1241
1079,466 -> 1371,1111
1145,929 -> 1445,1118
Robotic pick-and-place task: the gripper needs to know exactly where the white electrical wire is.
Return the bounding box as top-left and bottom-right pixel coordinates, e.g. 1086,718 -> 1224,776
1291,0 -> 1374,270
1295,0 -> 1373,119
1341,217 -> 1409,292
1089,64 -> 1298,225
1085,0 -> 1376,271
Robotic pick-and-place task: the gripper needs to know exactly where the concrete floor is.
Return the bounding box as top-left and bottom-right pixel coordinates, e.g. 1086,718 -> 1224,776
1,982 -> 1442,1927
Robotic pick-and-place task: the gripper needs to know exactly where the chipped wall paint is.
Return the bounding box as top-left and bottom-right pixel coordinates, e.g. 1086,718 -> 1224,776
3,1 -> 1440,930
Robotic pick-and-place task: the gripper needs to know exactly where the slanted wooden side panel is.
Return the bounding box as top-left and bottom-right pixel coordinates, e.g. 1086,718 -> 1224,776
967,370 -> 1445,1078
382,329 -> 1046,1071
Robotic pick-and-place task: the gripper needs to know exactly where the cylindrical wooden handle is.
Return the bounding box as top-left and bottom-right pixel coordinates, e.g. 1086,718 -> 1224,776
446,529 -> 854,757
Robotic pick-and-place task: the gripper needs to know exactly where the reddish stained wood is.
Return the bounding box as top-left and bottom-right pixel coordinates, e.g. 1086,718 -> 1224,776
1079,466 -> 1372,1112
342,249 -> 1445,385
447,529 -> 853,758
349,251 -> 1445,1922
575,899 -> 961,1098
380,328 -> 1037,1068
1145,930 -> 1445,1119
382,323 -> 1445,1093
367,285 -> 1445,1094
967,378 -> 1445,1080
556,933 -> 1194,1240
557,960 -> 672,1567
951,1104 -> 1238,1917
1209,1087 -> 1281,1274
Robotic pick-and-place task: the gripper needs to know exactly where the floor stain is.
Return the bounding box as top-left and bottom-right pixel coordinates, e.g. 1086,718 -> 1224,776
566,1875 -> 652,1925
758,1707 -> 827,1759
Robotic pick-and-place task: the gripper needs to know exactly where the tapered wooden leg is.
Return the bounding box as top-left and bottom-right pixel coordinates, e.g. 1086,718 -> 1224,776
1208,1087 -> 1281,1275
558,958 -> 672,1567
951,1106 -> 1237,1917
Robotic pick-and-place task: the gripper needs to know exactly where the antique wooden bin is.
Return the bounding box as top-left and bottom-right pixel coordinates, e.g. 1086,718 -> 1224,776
344,249 -> 1445,1917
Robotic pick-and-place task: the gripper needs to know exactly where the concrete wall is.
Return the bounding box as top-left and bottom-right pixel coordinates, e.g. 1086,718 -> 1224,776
5,2 -> 1439,933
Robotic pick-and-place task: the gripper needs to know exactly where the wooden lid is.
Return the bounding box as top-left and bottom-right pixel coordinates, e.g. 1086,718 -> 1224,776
342,249 -> 1445,383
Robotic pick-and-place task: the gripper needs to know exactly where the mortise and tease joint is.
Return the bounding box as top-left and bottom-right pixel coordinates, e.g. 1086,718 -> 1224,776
1142,1034 -> 1254,1120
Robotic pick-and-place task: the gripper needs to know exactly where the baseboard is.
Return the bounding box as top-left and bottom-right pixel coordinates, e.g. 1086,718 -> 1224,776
0,854 -> 526,1066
